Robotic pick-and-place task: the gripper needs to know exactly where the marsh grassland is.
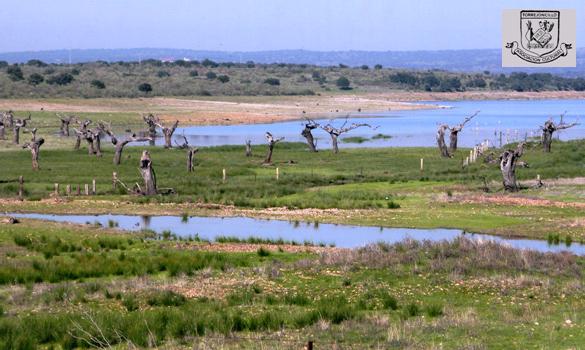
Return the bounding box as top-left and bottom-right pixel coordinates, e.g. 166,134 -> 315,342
0,98 -> 584,349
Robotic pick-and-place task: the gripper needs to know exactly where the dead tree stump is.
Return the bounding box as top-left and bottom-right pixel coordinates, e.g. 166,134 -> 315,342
499,142 -> 525,192
22,138 -> 45,170
139,150 -> 157,195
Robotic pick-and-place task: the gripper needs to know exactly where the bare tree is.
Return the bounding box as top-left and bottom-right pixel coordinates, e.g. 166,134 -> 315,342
436,124 -> 450,158
245,140 -> 252,157
177,136 -> 199,172
154,120 -> 179,148
139,150 -> 157,195
264,132 -> 284,164
541,116 -> 579,152
449,111 -> 479,153
102,122 -> 151,165
24,127 -> 38,142
22,138 -> 45,170
320,117 -> 374,154
499,142 -> 525,192
12,114 -> 31,145
0,117 -> 5,140
57,114 -> 76,136
74,119 -> 92,150
3,111 -> 14,128
142,114 -> 158,146
301,118 -> 319,152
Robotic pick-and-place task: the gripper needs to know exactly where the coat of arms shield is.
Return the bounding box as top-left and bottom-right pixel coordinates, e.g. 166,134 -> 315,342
520,10 -> 559,57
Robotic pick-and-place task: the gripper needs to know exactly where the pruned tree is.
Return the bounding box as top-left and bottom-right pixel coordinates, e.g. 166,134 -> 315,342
541,115 -> 579,152
24,127 -> 38,142
138,150 -> 157,195
499,142 -> 525,192
320,117 -> 374,154
264,132 -> 284,164
142,114 -> 158,146
436,124 -> 450,158
22,138 -> 45,170
3,111 -> 14,128
0,117 -> 5,140
74,119 -> 92,150
102,122 -> 152,165
176,136 -> 199,172
155,119 -> 179,148
449,111 -> 479,153
12,114 -> 31,145
245,140 -> 252,157
301,118 -> 319,152
57,114 -> 77,137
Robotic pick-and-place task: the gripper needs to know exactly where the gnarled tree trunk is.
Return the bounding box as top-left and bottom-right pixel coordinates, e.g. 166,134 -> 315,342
3,111 -> 14,128
187,147 -> 199,172
74,119 -> 92,150
321,119 -> 373,154
263,132 -> 284,164
301,122 -> 319,152
245,140 -> 252,157
156,120 -> 179,148
448,111 -> 478,153
541,118 -> 579,152
436,124 -> 450,157
12,115 -> 31,145
0,120 -> 5,140
143,114 -> 158,146
22,138 -> 45,170
499,142 -> 525,192
139,150 -> 157,195
58,115 -> 75,137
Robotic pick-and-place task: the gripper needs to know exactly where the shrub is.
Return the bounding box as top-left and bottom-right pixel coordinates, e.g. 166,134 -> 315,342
147,290 -> 186,307
201,59 -> 218,67
90,79 -> 106,89
26,59 -> 47,67
189,70 -> 198,77
46,72 -> 74,85
425,303 -> 443,317
404,302 -> 420,317
157,70 -> 170,78
138,83 -> 152,93
336,76 -> 351,90
217,75 -> 230,83
257,247 -> 270,257
206,71 -> 217,80
263,78 -> 280,86
27,73 -> 44,85
122,294 -> 139,311
6,66 -> 24,81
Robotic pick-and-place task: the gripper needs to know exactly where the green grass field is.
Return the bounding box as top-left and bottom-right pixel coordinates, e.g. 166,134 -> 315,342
0,138 -> 584,240
0,219 -> 584,349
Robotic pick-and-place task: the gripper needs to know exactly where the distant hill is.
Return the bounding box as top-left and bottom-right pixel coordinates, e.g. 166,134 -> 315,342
1,48 -> 584,77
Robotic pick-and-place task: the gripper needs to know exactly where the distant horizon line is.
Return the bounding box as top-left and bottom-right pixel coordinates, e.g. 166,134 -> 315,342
0,47 -> 530,55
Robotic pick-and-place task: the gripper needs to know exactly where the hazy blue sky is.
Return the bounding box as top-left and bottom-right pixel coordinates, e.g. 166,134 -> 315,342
0,0 -> 583,52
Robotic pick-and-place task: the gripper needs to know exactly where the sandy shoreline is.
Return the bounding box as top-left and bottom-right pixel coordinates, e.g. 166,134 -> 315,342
1,90 -> 584,126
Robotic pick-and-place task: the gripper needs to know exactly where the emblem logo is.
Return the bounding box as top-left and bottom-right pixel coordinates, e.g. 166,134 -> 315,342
502,9 -> 575,67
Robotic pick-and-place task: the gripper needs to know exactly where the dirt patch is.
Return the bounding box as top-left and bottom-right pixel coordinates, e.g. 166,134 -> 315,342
174,242 -> 344,254
454,194 -> 585,209
4,91 -> 584,126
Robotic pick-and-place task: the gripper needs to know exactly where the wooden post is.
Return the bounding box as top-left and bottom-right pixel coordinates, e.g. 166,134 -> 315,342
469,150 -> 474,163
54,183 -> 59,196
18,176 -> 24,200
76,185 -> 81,196
66,185 -> 71,196
276,167 -> 279,181
92,179 -> 96,195
222,168 -> 226,183
420,158 -> 424,172
112,172 -> 118,190
84,184 -> 89,196
307,340 -> 314,350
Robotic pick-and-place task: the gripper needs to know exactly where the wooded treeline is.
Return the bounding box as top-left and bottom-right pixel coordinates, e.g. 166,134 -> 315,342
2,59 -> 585,98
